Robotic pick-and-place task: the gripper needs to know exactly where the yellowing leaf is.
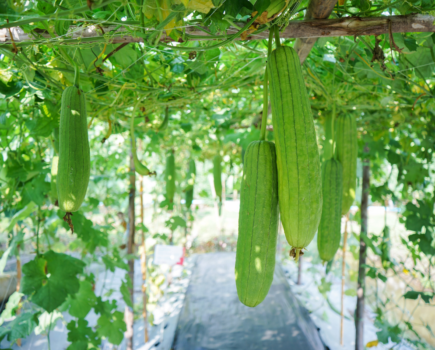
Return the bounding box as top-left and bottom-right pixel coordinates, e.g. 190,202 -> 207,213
161,0 -> 177,35
143,0 -> 156,19
144,0 -> 178,34
174,0 -> 189,6
366,340 -> 379,347
254,0 -> 289,24
186,0 -> 214,13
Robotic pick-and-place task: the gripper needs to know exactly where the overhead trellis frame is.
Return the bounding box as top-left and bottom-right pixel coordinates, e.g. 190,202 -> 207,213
1,14 -> 435,49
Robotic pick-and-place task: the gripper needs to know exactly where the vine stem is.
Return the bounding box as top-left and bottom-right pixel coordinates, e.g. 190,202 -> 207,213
259,67 -> 268,141
47,312 -> 53,350
41,21 -> 80,87
0,0 -> 118,29
159,12 -> 262,52
260,28 -> 275,141
274,26 -> 281,47
57,48 -> 80,87
139,172 -> 149,343
130,99 -> 142,155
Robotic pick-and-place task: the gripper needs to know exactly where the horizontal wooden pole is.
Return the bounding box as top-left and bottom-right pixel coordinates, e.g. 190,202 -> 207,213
0,14 -> 433,46
281,13 -> 435,39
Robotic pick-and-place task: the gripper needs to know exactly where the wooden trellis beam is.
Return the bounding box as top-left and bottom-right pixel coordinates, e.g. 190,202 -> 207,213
1,14 -> 434,48
293,0 -> 338,63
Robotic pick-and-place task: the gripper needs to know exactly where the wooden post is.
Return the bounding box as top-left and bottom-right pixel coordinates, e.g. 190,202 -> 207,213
355,144 -> 370,350
125,148 -> 136,350
293,0 -> 338,63
340,214 -> 349,345
184,211 -> 188,250
139,174 -> 149,343
16,240 -> 21,347
16,246 -> 21,292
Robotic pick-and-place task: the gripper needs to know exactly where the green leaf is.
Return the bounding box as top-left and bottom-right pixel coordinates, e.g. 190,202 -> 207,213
253,0 -> 271,14
62,0 -> 82,9
361,233 -> 382,256
0,292 -> 23,325
5,202 -> 38,232
171,63 -> 185,74
21,250 -> 85,312
5,158 -> 30,182
402,159 -> 428,185
181,123 -> 192,132
34,310 -> 63,335
364,264 -> 378,279
0,232 -> 24,274
67,319 -> 101,350
375,319 -> 401,344
189,60 -> 209,75
92,11 -> 113,19
60,211 -> 109,252
0,80 -> 23,97
54,20 -> 70,36
318,277 -> 332,297
377,273 -> 387,283
120,276 -> 133,308
387,149 -> 401,165
406,47 -> 434,78
224,0 -> 252,17
77,46 -> 108,70
21,174 -> 51,206
403,37 -> 418,52
97,311 -> 126,345
205,48 -> 221,63
404,291 -> 435,303
206,6 -> 230,33
40,99 -> 60,120
113,46 -> 137,69
64,280 -> 97,318
125,64 -> 144,80
408,230 -> 435,256
344,288 -> 357,297
165,215 -> 187,231
0,312 -> 40,343
351,0 -> 370,11
37,0 -> 55,14
101,248 -> 129,272
25,114 -> 58,137
94,297 -> 117,316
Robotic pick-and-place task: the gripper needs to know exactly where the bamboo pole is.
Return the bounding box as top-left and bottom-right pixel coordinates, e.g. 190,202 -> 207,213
2,14 -> 435,47
340,214 -> 349,345
355,144 -> 370,350
125,148 -> 136,350
16,240 -> 21,347
139,174 -> 149,343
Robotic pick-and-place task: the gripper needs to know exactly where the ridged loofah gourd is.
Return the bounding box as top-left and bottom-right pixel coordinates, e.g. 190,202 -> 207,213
235,140 -> 279,307
268,45 -> 322,260
317,158 -> 343,262
57,86 -> 90,214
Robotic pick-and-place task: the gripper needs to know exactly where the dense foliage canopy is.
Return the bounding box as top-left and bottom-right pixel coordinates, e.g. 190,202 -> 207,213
1,0 -> 435,348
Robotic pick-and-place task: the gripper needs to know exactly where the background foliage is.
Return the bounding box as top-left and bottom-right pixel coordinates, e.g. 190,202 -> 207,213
0,0 -> 435,348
